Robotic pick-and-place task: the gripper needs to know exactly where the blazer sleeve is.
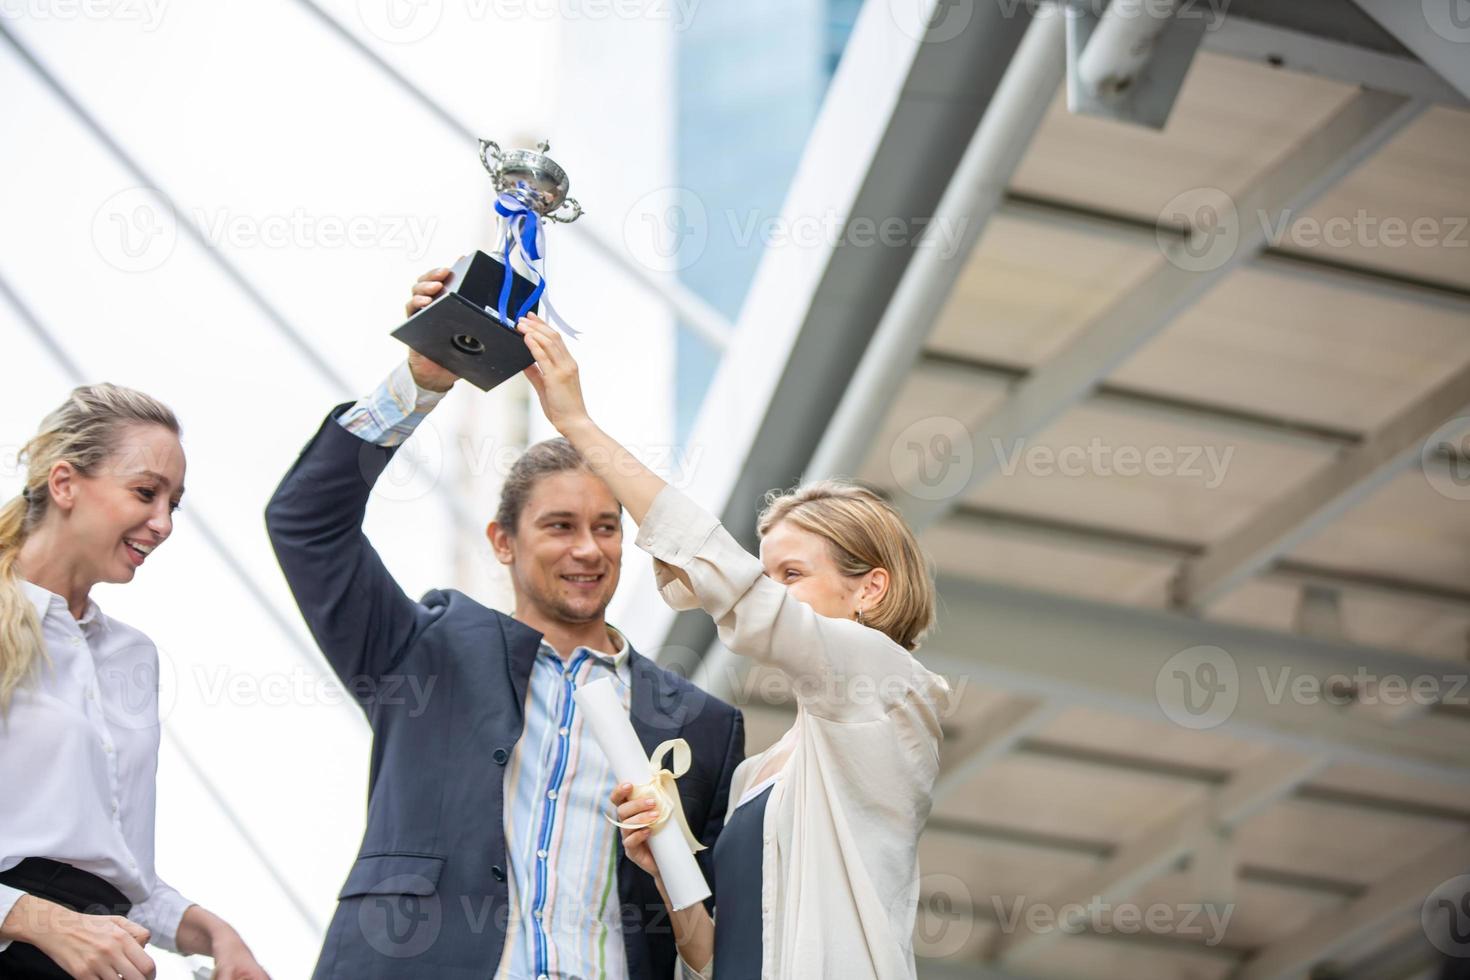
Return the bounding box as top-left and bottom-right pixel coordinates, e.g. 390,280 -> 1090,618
633,485 -> 917,722
264,404 -> 435,691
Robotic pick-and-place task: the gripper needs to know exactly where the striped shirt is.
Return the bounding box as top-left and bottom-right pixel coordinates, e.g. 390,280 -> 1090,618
497,637 -> 632,980
341,365 -> 634,980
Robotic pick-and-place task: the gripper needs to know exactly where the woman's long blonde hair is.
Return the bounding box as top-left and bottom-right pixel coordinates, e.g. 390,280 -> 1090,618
758,479 -> 936,651
1,384 -> 180,713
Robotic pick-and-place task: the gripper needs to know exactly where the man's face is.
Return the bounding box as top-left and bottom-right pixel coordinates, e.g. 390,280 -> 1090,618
490,469 -> 623,625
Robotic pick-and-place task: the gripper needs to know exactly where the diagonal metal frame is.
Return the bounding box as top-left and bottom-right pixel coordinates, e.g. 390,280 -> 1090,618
1233,832 -> 1470,980
995,752 -> 1330,966
1175,364 -> 1470,611
0,19 -> 478,533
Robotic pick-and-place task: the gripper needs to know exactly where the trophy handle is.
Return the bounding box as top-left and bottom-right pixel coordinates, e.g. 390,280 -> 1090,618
547,197 -> 583,224
478,139 -> 503,176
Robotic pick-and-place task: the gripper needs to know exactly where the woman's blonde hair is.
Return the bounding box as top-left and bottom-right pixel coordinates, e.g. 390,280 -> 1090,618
757,479 -> 936,651
1,384 -> 180,713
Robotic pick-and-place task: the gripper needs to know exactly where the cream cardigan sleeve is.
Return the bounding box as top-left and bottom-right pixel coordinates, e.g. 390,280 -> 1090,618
634,485 -> 935,725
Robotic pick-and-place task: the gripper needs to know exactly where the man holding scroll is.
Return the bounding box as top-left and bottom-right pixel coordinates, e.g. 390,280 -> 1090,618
264,266 -> 744,980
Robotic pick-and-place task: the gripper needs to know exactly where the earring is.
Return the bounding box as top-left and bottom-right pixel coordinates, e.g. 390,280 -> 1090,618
854,608 -> 865,624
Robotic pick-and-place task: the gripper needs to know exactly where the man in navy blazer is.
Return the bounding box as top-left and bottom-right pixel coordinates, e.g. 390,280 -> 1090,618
265,269 -> 743,980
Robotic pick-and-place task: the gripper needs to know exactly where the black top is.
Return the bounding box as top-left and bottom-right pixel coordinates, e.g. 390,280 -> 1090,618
712,781 -> 775,979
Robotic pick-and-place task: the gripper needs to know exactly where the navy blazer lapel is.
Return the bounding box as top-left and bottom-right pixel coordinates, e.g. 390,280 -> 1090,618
627,647 -> 684,754
498,614 -> 544,720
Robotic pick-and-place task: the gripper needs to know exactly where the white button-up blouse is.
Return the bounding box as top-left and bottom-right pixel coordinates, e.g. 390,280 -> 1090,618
0,581 -> 194,952
634,486 -> 952,980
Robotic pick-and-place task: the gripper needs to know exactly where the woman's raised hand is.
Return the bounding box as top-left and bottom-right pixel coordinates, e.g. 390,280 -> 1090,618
517,314 -> 591,434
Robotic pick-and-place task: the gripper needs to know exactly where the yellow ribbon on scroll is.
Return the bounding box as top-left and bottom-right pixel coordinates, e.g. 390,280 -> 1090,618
607,738 -> 707,854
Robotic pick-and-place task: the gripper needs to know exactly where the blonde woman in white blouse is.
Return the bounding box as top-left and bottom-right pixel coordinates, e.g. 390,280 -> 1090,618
514,314 -> 952,980
0,385 -> 268,980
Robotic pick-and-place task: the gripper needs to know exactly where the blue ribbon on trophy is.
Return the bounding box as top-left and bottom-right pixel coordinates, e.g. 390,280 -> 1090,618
484,140 -> 584,339
387,138 -> 585,394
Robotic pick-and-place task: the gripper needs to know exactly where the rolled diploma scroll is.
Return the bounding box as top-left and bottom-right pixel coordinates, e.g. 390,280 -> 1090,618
573,677 -> 712,911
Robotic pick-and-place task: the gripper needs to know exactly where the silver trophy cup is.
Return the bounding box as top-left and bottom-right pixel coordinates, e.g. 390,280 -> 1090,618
389,138 -> 583,392
479,138 -> 583,223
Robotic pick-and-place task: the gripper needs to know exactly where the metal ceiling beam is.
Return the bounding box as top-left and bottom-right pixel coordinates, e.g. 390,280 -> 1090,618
1014,738 -> 1240,785
1296,783 -> 1470,825
997,193 -> 1470,317
996,752 -> 1329,965
920,348 -> 1467,481
925,818 -> 1369,899
1174,363 -> 1470,611
933,697 -> 1066,804
1213,0 -> 1415,56
1350,0 -> 1470,101
917,961 -> 1047,980
924,818 -> 1382,905
926,816 -> 1112,858
1269,562 -> 1470,618
1203,13 -> 1468,106
924,575 -> 1470,784
899,89 -> 1425,534
917,349 -> 1365,452
942,500 -> 1470,618
1336,928 -> 1445,980
1234,833 -> 1470,980
997,738 -> 1470,825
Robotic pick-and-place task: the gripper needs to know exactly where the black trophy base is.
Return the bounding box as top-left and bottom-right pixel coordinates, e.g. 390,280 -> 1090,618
391,250 -> 541,392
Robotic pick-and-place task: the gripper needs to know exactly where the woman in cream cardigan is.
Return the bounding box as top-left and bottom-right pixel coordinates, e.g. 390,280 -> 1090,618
514,314 -> 951,980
